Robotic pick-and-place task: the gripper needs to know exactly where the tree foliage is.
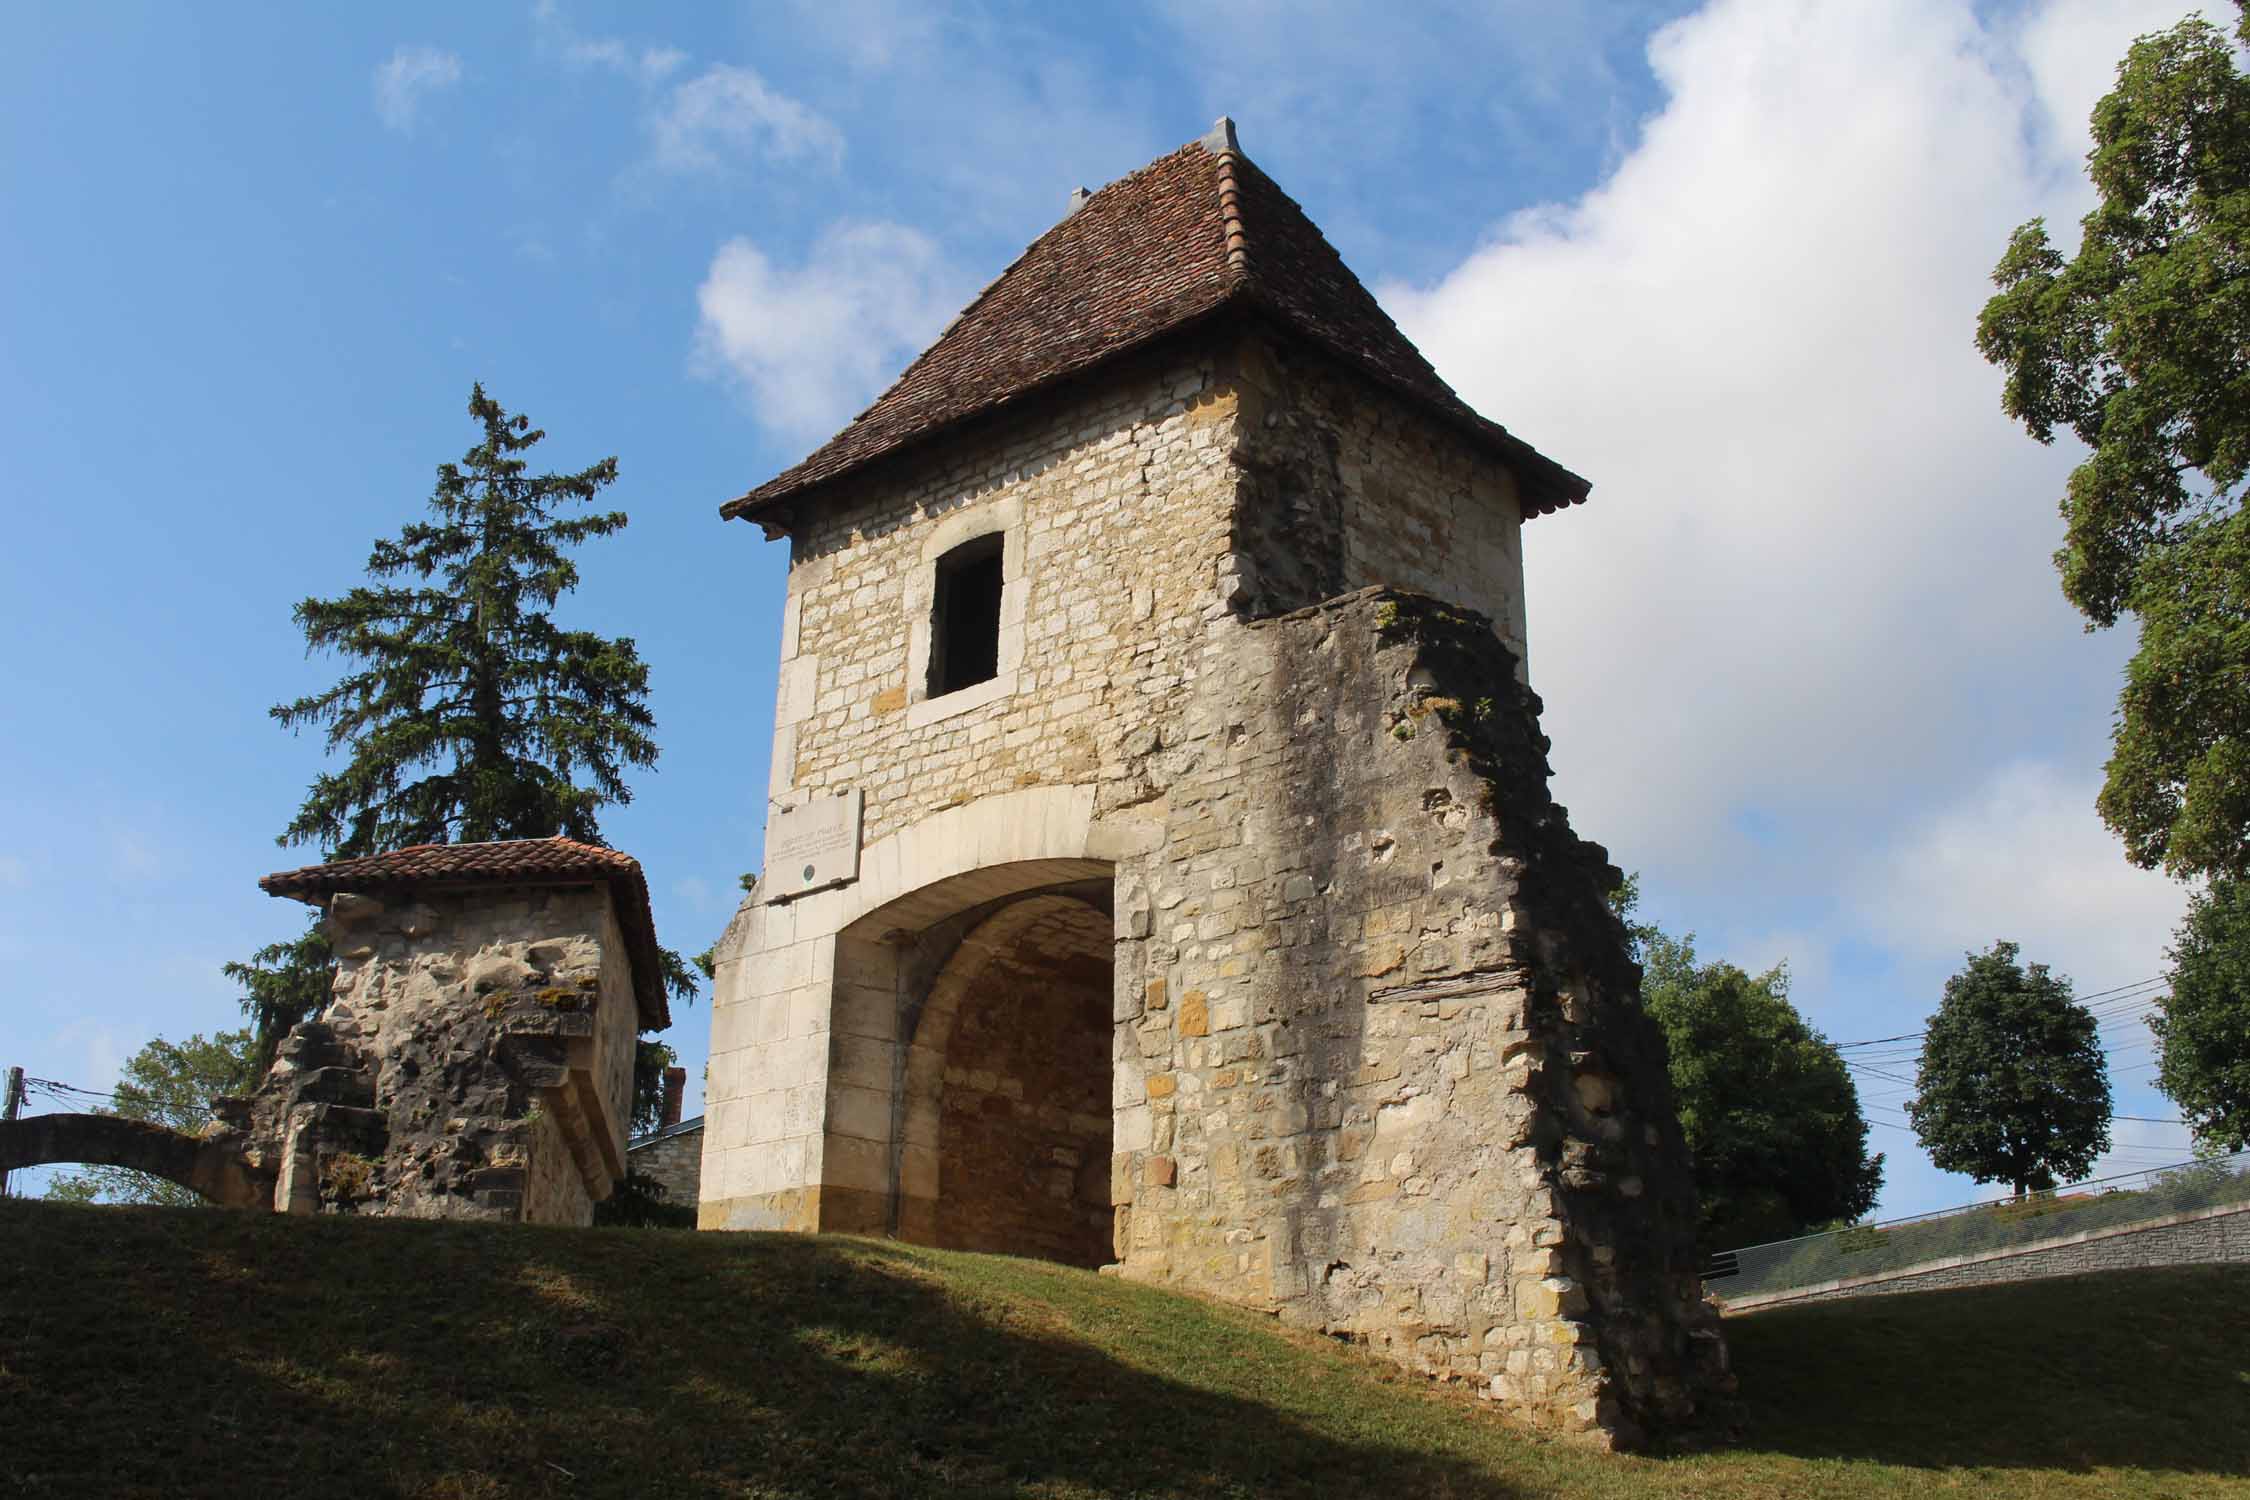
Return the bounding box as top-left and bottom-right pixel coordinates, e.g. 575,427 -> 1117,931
224,920 -> 334,1080
1636,927 -> 1884,1251
1976,3 -> 2250,879
44,1030 -> 256,1206
218,386 -> 690,1124
1908,942 -> 2113,1197
274,383 -> 656,858
591,1168 -> 697,1229
2155,877 -> 2250,1150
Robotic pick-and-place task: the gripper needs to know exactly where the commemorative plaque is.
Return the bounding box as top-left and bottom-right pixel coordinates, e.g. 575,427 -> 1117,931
764,789 -> 863,900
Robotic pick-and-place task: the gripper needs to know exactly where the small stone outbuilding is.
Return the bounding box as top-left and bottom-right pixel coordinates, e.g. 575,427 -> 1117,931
626,1065 -> 704,1209
234,838 -> 669,1225
700,120 -> 1732,1447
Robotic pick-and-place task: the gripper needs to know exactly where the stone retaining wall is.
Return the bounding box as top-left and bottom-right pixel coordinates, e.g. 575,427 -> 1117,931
1722,1202 -> 2250,1311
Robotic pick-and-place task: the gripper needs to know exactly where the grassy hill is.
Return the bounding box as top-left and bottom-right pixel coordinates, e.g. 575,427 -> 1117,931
1,1200 -> 2245,1498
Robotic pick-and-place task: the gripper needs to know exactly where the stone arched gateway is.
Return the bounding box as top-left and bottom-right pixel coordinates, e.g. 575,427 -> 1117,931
891,891 -> 1115,1264
702,783 -> 1149,1245
700,120 -> 1736,1447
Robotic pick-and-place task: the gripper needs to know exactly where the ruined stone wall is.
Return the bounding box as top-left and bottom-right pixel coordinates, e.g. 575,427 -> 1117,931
1107,589 -> 1727,1447
1228,333 -> 1528,670
234,884 -> 640,1225
770,345 -> 1240,848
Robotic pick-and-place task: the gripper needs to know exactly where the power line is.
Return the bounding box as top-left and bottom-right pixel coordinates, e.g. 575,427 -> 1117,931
1831,975 -> 2168,1053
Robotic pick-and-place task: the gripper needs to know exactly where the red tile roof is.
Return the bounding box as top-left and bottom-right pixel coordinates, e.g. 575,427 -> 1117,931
261,838 -> 670,1029
721,121 -> 1589,532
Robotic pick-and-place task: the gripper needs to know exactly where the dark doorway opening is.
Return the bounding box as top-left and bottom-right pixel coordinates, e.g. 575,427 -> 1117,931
922,894 -> 1114,1268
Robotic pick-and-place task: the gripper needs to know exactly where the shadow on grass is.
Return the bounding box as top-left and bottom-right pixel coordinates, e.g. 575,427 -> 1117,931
0,1203 -> 1523,1499
1723,1264 -> 2250,1478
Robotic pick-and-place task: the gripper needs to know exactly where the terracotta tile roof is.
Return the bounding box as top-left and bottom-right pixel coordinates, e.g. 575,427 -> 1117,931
261,838 -> 670,1030
721,120 -> 1589,532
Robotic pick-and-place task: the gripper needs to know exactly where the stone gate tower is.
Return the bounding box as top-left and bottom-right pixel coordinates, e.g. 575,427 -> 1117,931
702,120 -> 1729,1447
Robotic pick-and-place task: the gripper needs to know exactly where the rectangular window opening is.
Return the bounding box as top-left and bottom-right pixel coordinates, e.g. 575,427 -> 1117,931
930,534 -> 1005,698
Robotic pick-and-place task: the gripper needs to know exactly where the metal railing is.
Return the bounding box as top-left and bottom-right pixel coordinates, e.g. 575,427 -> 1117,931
1705,1149 -> 2250,1301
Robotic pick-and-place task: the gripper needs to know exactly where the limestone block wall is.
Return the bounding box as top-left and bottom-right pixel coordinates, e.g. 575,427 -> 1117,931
1104,589 -> 1727,1448
769,343 -> 1241,848
1227,332 -> 1528,671
235,884 -> 641,1225
705,320 -> 1713,1446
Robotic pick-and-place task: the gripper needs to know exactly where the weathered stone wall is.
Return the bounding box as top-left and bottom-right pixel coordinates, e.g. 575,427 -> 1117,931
230,884 -> 640,1225
628,1119 -> 704,1207
705,321 -> 1723,1446
1228,333 -> 1529,670
1102,589 -> 1724,1447
769,342 -> 1241,851
1725,1203 -> 2250,1311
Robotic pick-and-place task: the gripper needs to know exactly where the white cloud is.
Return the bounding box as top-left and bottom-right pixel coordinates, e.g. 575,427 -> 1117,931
1852,759 -> 2189,987
649,64 -> 844,176
566,37 -> 687,85
779,0 -> 945,73
373,45 -> 462,134
770,3 -> 1160,235
694,221 -> 963,441
532,2 -> 687,86
1383,0 -> 2194,942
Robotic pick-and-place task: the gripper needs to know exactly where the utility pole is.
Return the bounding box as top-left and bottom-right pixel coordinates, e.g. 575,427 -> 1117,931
0,1065 -> 24,1197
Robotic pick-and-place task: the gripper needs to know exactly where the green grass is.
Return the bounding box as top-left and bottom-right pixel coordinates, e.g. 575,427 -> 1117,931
2,1200 -> 2246,1498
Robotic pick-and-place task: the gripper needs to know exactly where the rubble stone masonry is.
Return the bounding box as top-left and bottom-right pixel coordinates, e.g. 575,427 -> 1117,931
224,884 -> 642,1226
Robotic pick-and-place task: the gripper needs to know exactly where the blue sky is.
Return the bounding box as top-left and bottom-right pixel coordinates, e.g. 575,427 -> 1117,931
0,0 -> 2216,1216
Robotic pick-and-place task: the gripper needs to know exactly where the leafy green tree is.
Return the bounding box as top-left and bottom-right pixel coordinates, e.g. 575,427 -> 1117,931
259,384 -> 690,1099
44,1030 -> 256,1206
2155,878 -> 2250,1149
1909,942 -> 2112,1198
1976,3 -> 2250,880
1639,930 -> 1885,1250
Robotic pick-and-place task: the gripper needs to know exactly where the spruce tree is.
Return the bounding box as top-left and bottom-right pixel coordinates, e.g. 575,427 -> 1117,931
225,925 -> 334,1081
274,383 -> 655,855
242,384 -> 688,1096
